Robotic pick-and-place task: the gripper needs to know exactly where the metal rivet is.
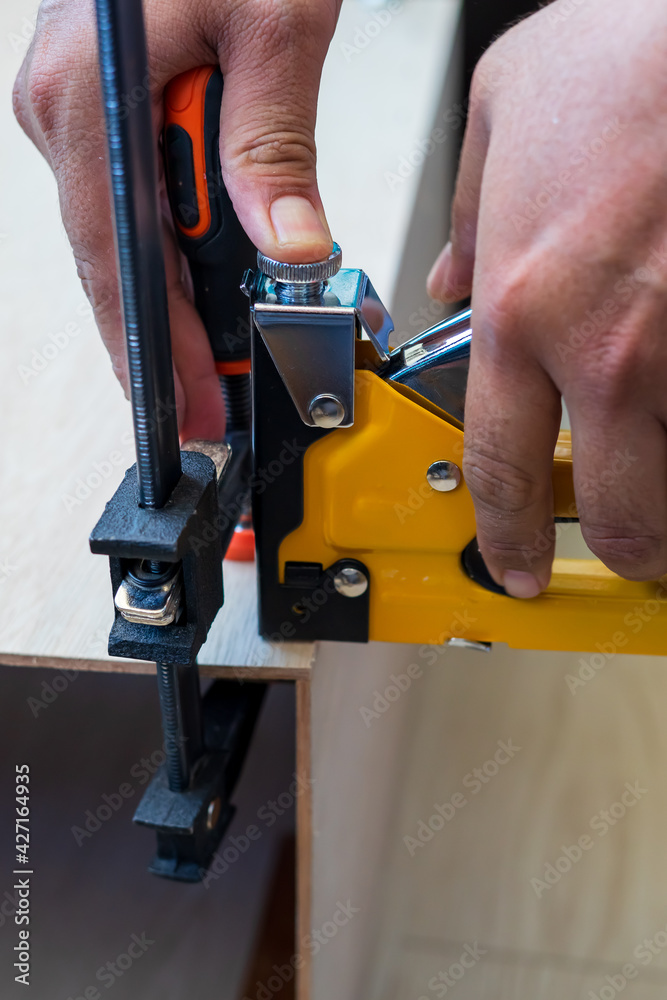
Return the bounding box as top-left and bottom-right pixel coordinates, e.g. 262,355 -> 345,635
426,461 -> 461,492
309,394 -> 346,428
333,566 -> 369,598
206,798 -> 222,831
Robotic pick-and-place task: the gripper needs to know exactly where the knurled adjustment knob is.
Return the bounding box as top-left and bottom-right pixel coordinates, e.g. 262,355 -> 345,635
257,243 -> 342,284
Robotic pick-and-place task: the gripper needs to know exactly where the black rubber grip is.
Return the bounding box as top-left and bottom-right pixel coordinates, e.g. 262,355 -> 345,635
164,68 -> 256,363
164,124 -> 199,229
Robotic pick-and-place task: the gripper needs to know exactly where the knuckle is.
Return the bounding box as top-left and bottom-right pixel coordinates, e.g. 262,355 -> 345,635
469,38 -> 513,110
579,327 -> 644,409
22,50 -> 70,147
21,3 -> 95,142
582,523 -> 665,580
12,72 -> 30,136
481,535 -> 539,569
226,126 -> 316,186
463,439 -> 540,515
475,258 -> 536,350
469,49 -> 496,100
258,0 -> 336,49
73,252 -> 119,322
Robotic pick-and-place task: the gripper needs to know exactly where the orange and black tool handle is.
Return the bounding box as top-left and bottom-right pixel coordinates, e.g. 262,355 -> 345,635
164,66 -> 255,370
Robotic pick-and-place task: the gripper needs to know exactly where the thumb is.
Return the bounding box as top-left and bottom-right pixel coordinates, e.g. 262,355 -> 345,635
218,4 -> 338,264
427,95 -> 490,302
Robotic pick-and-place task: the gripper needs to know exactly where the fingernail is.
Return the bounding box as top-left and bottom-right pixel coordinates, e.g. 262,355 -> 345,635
503,570 -> 543,599
426,241 -> 452,299
270,196 -> 331,254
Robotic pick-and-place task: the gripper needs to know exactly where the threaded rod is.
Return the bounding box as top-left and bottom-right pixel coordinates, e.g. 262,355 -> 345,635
95,0 -> 181,508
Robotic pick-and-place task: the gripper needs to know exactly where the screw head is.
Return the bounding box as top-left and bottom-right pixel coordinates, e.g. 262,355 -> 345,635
426,461 -> 461,492
333,566 -> 369,598
309,394 -> 346,428
206,797 -> 222,831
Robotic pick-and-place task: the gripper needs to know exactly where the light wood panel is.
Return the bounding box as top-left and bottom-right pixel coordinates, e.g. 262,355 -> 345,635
0,0 -> 462,681
296,679 -> 314,1000
395,946 -> 667,1000
363,641 -> 667,997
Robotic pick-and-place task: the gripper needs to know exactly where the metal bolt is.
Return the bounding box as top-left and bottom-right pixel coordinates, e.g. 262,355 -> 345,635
333,566 -> 369,598
426,461 -> 461,492
309,394 -> 346,428
206,797 -> 222,831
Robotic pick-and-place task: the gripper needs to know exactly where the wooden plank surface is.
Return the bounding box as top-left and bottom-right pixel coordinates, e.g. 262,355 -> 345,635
0,0 -> 461,677
362,641 -> 667,999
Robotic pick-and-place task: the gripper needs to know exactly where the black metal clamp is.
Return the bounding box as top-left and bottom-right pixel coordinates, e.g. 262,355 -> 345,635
91,0 -> 264,882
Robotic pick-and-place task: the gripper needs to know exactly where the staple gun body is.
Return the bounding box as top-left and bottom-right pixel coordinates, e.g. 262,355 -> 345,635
249,273 -> 667,655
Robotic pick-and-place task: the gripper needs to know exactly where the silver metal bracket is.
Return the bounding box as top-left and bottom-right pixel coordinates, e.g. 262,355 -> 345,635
250,268 -> 393,428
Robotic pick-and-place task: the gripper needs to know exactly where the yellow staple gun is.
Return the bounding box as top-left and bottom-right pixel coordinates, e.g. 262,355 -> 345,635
247,248 -> 666,656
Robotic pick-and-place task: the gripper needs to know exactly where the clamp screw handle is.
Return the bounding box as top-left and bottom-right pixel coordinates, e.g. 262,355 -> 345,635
257,243 -> 342,285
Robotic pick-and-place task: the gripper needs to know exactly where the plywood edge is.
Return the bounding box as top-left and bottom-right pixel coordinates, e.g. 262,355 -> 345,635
296,677 -> 313,1000
0,651 -> 312,681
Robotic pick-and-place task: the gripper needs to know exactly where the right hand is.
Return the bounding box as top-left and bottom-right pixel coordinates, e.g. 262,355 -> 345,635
13,0 -> 339,441
427,0 -> 667,594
